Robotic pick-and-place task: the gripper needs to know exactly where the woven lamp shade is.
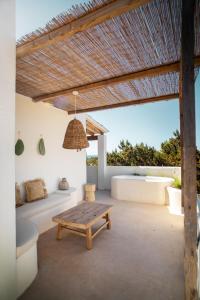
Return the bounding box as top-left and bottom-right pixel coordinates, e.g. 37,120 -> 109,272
63,119 -> 89,150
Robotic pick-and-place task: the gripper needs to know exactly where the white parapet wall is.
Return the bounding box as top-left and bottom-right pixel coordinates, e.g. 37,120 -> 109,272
87,166 -> 98,185
87,166 -> 181,190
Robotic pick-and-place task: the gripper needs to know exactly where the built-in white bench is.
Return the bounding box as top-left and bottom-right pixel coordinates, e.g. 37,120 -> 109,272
16,219 -> 38,298
16,188 -> 78,297
16,188 -> 77,234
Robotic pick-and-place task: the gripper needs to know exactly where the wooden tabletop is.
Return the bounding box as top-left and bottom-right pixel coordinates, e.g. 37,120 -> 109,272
53,202 -> 112,229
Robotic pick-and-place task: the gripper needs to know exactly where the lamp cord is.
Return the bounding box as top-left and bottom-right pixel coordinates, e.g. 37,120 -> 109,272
75,94 -> 77,119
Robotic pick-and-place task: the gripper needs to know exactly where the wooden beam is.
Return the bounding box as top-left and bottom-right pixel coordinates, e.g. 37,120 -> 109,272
179,1 -> 198,299
68,93 -> 178,114
87,135 -> 98,141
86,128 -> 95,136
86,125 -> 95,135
86,123 -> 103,135
16,0 -> 150,59
33,56 -> 200,103
34,62 -> 180,102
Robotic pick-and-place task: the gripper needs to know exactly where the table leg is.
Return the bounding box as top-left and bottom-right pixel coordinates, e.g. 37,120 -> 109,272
86,227 -> 92,250
106,213 -> 111,230
56,223 -> 62,240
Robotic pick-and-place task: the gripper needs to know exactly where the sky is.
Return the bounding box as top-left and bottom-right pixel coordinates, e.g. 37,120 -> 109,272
16,0 -> 200,155
16,0 -> 84,40
88,76 -> 200,154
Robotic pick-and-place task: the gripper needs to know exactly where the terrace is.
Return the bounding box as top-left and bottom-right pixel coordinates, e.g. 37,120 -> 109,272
1,0 -> 200,300
20,191 -> 184,300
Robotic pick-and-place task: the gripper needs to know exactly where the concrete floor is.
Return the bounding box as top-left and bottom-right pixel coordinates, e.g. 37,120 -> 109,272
20,191 -> 184,300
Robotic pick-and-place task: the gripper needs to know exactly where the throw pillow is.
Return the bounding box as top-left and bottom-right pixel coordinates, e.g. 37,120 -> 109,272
16,183 -> 23,207
24,178 -> 48,202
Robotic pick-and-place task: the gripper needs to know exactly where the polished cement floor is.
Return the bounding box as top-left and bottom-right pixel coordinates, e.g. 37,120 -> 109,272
20,191 -> 184,300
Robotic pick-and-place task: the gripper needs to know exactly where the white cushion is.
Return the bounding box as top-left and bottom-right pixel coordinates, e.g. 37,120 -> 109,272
16,192 -> 71,220
16,219 -> 39,258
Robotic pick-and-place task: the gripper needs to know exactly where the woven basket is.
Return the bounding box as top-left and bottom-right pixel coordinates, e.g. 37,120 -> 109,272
63,119 -> 89,150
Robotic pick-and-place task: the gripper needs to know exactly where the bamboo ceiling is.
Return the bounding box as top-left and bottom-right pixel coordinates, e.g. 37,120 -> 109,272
16,0 -> 200,114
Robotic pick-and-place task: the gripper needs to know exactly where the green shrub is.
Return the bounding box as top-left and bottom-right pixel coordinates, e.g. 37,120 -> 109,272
172,177 -> 181,189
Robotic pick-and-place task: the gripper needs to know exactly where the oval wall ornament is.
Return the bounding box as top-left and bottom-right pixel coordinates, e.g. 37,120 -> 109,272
15,139 -> 24,156
38,138 -> 46,155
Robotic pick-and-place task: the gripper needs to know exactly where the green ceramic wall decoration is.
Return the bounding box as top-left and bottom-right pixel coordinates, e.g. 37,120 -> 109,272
15,139 -> 24,156
38,137 -> 46,155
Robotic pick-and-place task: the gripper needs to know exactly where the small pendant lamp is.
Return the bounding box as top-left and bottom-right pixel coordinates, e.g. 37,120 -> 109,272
63,91 -> 89,151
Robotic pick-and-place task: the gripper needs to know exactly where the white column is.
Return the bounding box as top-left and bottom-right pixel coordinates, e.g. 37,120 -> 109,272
0,0 -> 16,299
98,135 -> 107,190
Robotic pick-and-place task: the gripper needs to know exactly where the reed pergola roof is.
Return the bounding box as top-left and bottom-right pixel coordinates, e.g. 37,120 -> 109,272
16,0 -> 200,114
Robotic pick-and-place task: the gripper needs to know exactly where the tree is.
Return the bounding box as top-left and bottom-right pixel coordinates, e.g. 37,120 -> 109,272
107,140 -> 162,166
160,130 -> 200,193
106,131 -> 200,193
87,156 -> 98,166
86,131 -> 200,193
159,130 -> 181,166
131,143 -> 161,166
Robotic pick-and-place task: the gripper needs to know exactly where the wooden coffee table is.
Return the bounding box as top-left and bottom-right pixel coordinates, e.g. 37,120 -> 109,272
52,202 -> 112,250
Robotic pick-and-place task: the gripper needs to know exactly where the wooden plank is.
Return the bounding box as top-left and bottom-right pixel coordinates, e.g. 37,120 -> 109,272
92,221 -> 109,239
86,128 -> 95,136
86,115 -> 108,134
179,1 -> 198,299
86,121 -> 104,135
86,123 -> 103,135
16,0 -> 150,59
68,94 -> 178,114
33,56 -> 200,103
61,225 -> 86,238
85,207 -> 112,228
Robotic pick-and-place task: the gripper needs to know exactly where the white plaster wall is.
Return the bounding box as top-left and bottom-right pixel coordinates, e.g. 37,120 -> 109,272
16,94 -> 87,200
87,166 -> 181,190
98,135 -> 107,190
87,166 -> 98,185
0,0 -> 16,299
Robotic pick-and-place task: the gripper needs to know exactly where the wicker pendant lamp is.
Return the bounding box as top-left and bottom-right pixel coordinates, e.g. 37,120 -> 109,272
63,91 -> 89,150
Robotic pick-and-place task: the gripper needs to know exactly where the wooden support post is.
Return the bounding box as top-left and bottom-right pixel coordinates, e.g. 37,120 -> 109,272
179,1 -> 197,299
